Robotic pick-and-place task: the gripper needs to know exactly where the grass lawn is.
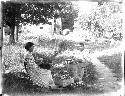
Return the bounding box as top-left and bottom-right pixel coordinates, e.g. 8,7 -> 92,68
2,52 -> 123,95
2,38 -> 123,95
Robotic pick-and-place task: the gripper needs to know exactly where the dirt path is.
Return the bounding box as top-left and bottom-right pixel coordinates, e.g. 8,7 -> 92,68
88,55 -> 119,91
84,45 -> 123,92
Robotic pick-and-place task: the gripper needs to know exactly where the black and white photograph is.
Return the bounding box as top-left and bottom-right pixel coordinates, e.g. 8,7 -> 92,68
0,0 -> 124,96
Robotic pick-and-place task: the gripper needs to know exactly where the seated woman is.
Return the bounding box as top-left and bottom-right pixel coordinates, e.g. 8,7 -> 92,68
24,42 -> 58,89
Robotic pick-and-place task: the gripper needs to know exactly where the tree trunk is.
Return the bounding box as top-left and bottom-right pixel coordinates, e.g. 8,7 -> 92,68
9,25 -> 15,44
54,17 -> 56,33
59,17 -> 62,35
0,2 -> 3,93
0,2 -> 3,57
16,24 -> 19,41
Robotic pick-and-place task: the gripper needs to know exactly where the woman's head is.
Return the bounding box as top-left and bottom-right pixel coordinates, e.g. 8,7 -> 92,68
25,42 -> 34,52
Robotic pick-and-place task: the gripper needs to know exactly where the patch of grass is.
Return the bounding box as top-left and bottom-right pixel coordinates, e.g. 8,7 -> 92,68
82,64 -> 99,85
2,44 -> 26,73
2,72 -> 103,95
2,38 -> 122,94
3,52 -> 121,94
2,72 -> 53,94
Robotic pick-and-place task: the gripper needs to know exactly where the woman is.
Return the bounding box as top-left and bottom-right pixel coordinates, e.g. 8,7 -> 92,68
24,42 -> 57,89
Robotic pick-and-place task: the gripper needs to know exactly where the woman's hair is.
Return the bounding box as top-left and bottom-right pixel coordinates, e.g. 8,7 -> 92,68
25,42 -> 34,51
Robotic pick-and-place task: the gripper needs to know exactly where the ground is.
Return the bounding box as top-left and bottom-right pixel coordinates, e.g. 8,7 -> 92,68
2,48 -> 123,96
2,28 -> 124,96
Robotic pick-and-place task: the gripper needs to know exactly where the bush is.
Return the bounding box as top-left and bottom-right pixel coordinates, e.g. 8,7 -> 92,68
112,33 -> 123,41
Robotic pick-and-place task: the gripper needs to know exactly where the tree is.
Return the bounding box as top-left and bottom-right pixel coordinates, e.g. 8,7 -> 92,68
3,2 -> 22,44
55,2 -> 78,30
78,2 -> 122,40
20,1 -> 78,31
2,1 -> 78,44
20,2 -> 55,25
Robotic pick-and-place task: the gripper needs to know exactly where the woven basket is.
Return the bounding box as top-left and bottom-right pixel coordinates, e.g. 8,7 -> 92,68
55,78 -> 74,87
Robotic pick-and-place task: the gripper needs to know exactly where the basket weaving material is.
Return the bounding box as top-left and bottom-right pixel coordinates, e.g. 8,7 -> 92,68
54,77 -> 74,87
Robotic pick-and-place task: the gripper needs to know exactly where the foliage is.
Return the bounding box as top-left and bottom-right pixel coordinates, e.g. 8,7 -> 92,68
78,2 -> 123,40
20,2 -> 54,25
59,2 -> 78,30
2,2 -> 22,27
2,1 -> 78,44
2,2 -> 22,43
3,2 -> 54,26
20,1 -> 78,29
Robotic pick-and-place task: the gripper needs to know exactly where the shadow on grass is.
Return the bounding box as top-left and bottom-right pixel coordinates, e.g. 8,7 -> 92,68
2,72 -> 51,94
2,72 -> 104,95
2,53 -> 122,95
98,53 -> 123,81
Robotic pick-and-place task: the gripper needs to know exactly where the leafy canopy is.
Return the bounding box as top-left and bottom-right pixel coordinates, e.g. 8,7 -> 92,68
3,1 -> 78,26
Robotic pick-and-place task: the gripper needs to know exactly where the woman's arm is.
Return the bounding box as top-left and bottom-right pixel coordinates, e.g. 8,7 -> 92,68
26,54 -> 40,70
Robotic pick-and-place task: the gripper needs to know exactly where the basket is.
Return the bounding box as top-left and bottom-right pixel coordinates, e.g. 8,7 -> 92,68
55,77 -> 74,87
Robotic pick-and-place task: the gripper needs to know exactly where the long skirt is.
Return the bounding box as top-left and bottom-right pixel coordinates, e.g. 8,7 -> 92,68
28,67 -> 55,88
